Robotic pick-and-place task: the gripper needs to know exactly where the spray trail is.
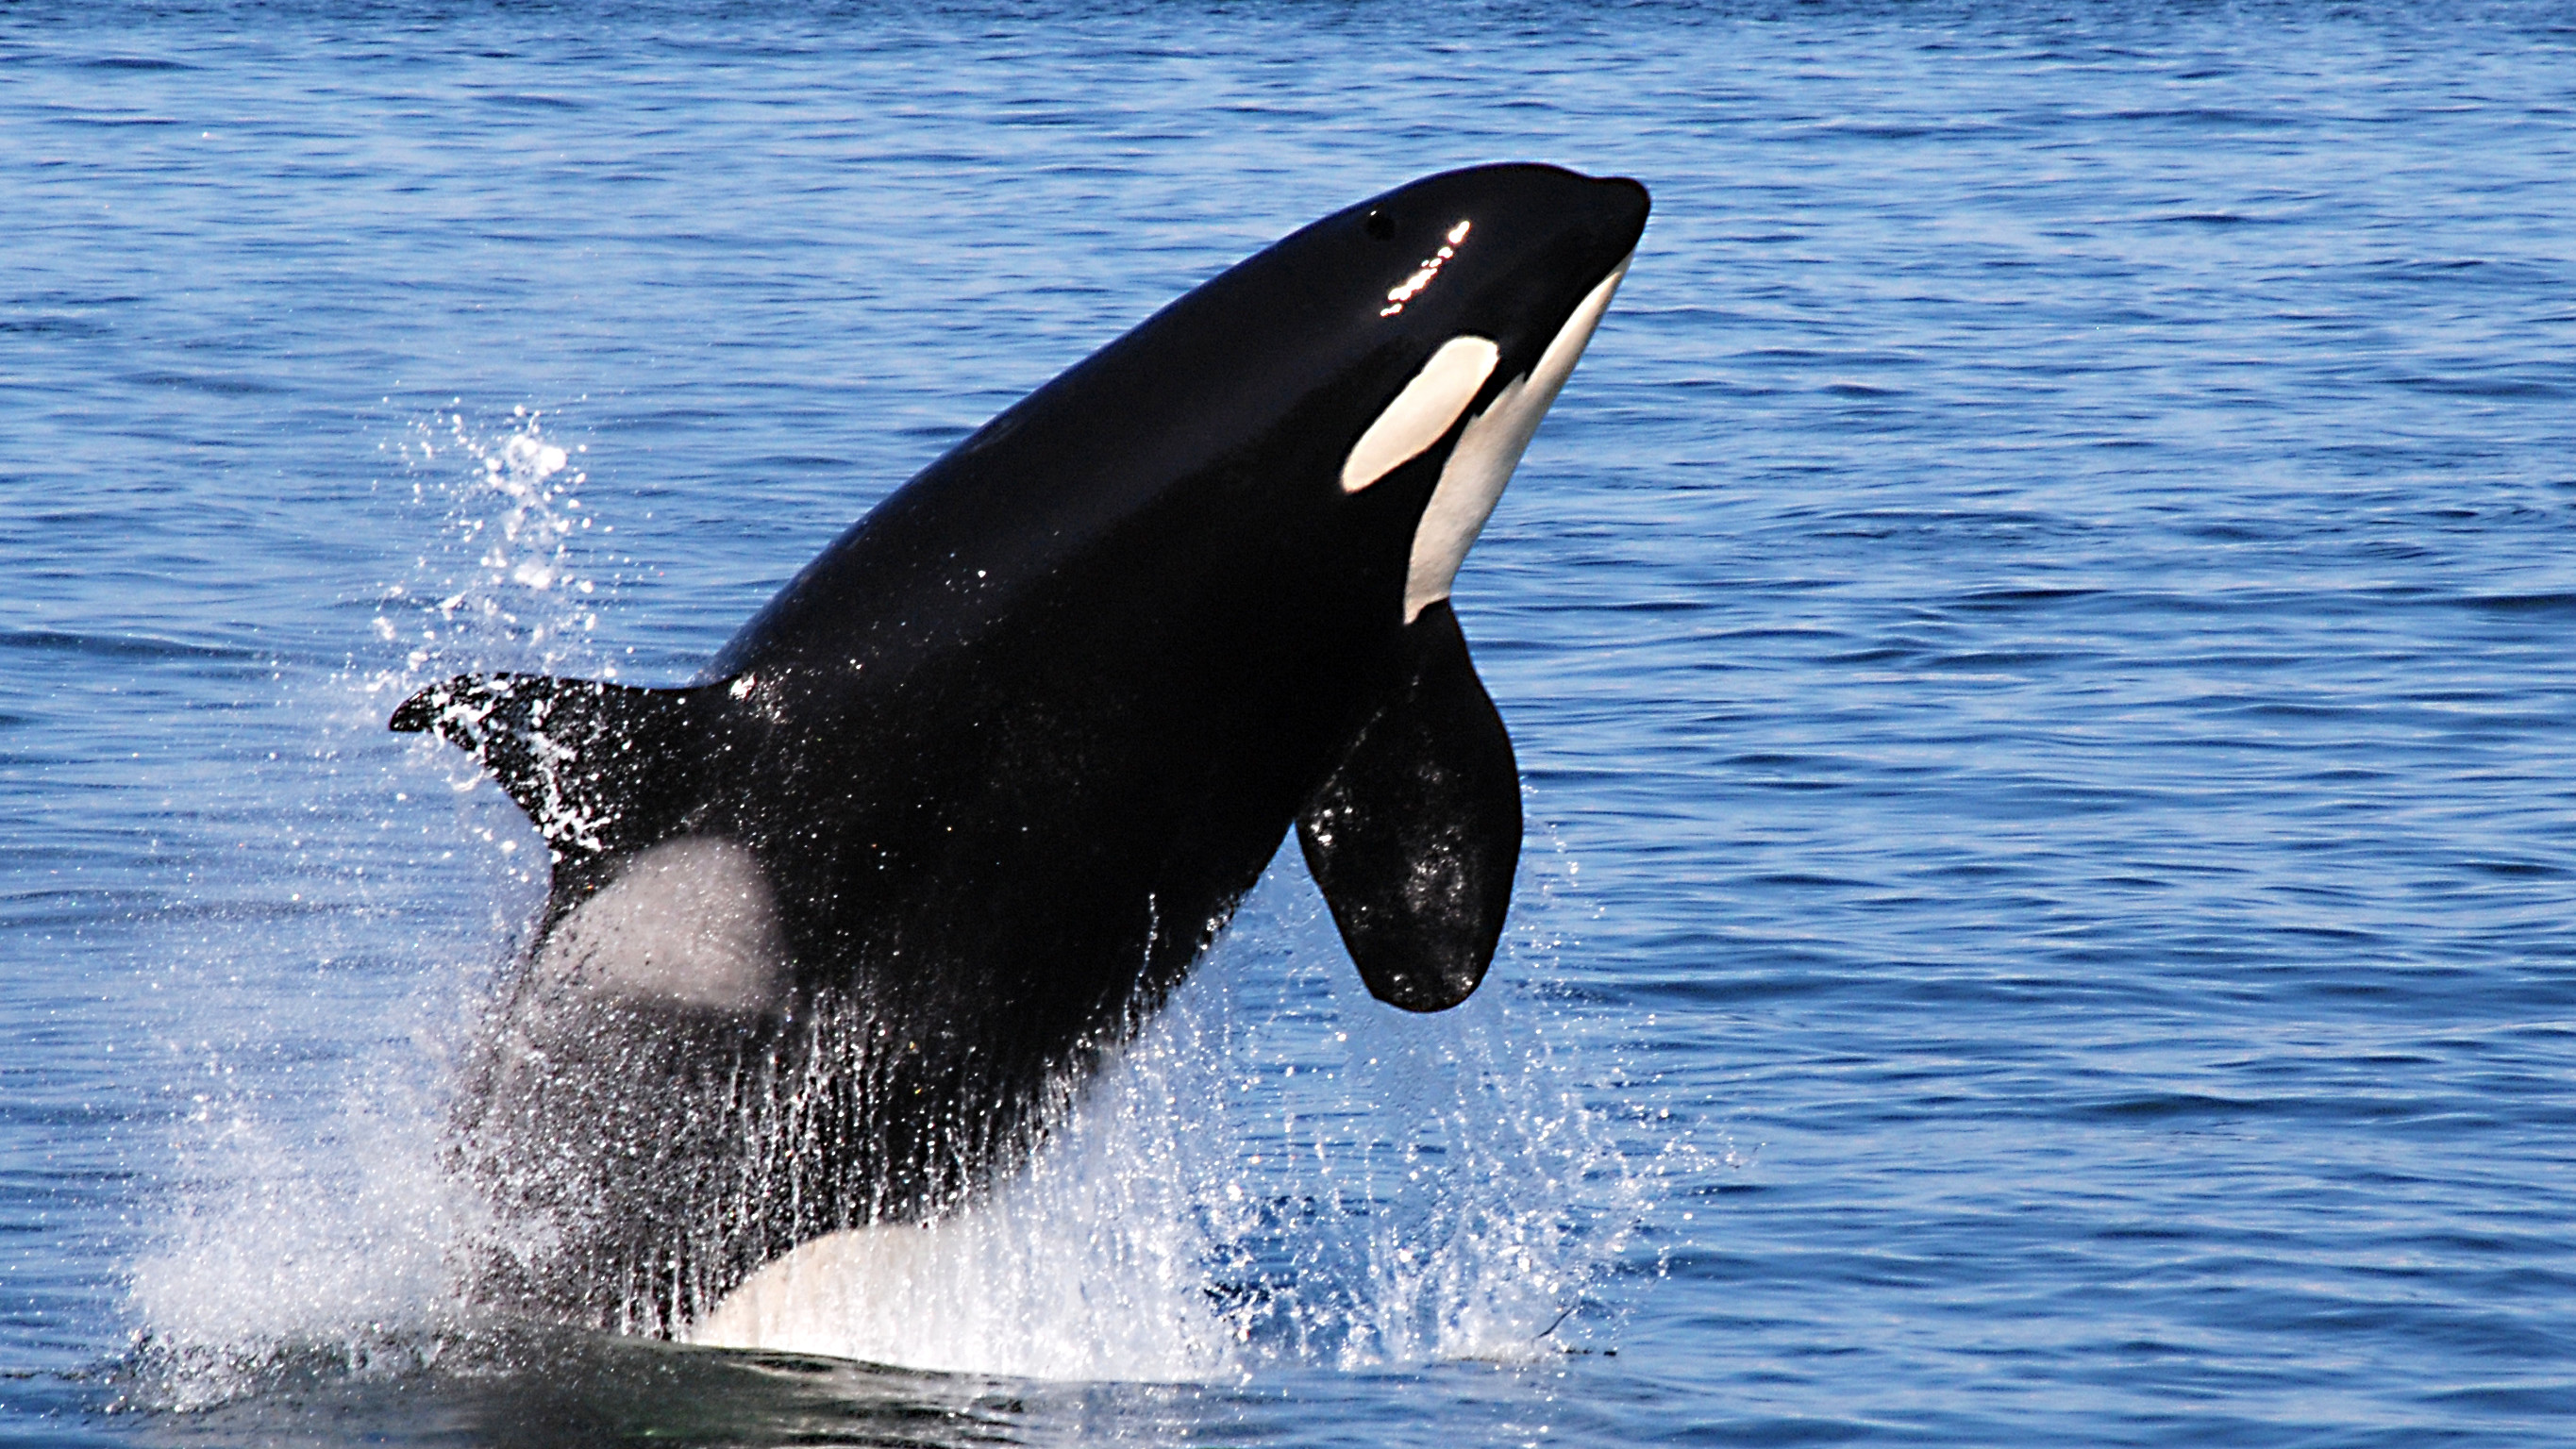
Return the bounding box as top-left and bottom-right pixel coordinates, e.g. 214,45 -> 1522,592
125,406 -> 611,1405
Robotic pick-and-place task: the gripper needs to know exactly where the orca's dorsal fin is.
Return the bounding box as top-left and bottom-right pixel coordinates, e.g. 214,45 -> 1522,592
390,673 -> 719,860
1296,601 -> 1521,1012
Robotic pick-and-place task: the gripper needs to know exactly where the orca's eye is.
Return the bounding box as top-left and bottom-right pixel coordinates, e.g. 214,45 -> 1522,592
1363,209 -> 1397,242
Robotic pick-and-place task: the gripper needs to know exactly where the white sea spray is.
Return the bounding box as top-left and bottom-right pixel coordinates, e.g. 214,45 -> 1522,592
124,407 -> 605,1403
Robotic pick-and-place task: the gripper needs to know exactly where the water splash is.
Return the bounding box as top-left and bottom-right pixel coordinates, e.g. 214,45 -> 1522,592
380,403 -> 607,685
125,404 -> 1673,1409
124,405 -> 611,1406
661,854 -> 1656,1383
124,1064 -> 481,1409
1174,847 -> 1656,1372
366,404 -> 611,896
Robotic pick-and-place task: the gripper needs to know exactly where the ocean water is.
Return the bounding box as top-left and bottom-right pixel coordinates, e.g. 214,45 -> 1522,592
7,1 -> 2576,1443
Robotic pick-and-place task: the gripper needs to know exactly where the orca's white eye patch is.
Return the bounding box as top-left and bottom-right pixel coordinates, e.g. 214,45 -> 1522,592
1339,335 -> 1500,494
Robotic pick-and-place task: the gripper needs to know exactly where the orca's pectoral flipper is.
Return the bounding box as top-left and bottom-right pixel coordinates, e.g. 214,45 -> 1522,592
1296,601 -> 1522,1012
391,673 -> 715,860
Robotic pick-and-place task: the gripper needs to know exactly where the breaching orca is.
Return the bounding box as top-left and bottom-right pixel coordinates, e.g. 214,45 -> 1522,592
393,162 -> 1649,1336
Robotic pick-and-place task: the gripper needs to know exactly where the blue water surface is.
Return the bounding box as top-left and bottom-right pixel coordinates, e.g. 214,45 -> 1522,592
6,2 -> 2576,1444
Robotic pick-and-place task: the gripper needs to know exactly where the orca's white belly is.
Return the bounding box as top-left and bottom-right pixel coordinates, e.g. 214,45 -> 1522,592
685,1220 -> 961,1360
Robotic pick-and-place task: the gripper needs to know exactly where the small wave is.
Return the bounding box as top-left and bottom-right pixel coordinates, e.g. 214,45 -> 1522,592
0,315 -> 111,338
2458,591 -> 2576,616
76,56 -> 197,72
474,92 -> 587,112
121,369 -> 289,397
0,627 -> 265,662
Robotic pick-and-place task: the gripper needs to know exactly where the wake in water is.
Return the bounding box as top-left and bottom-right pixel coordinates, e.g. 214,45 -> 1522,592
121,408 -> 1672,1410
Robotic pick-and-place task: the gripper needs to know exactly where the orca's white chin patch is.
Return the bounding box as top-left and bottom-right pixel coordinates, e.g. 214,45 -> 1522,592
1402,254 -> 1631,624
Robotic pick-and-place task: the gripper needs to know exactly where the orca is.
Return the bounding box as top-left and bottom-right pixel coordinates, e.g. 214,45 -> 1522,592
393,162 -> 1649,1337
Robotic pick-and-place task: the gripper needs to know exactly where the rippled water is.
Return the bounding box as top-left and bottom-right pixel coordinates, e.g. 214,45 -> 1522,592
8,3 -> 2576,1444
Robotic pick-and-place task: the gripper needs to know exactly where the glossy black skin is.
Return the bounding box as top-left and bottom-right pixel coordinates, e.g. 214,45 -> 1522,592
400,164 -> 1648,1329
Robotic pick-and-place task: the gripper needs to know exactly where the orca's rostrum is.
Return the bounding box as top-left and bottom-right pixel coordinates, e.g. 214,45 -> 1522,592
393,163 -> 1649,1338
